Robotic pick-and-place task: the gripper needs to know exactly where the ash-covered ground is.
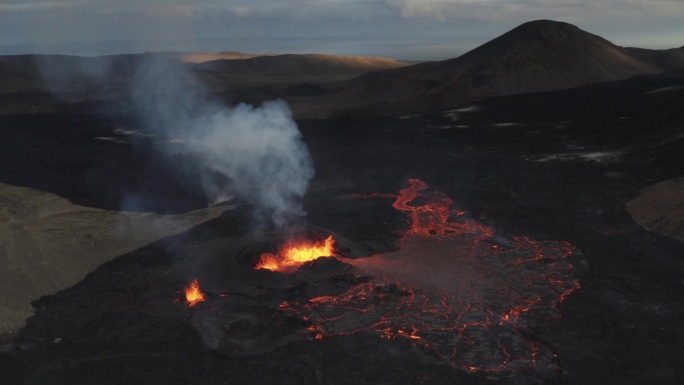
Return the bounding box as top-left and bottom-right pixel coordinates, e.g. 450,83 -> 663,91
1,72 -> 683,384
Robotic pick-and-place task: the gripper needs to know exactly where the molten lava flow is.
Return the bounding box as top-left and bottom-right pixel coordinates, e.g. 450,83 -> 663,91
256,235 -> 336,272
278,179 -> 582,374
185,279 -> 206,307
356,179 -> 492,239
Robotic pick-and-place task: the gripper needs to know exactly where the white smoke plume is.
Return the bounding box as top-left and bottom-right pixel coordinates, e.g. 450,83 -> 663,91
130,56 -> 314,227
36,53 -> 314,226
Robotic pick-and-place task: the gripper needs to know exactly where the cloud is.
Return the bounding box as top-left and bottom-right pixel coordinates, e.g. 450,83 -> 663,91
1,0 -> 682,59
0,0 -> 390,21
4,0 -> 684,21
384,0 -> 684,21
0,1 -> 80,12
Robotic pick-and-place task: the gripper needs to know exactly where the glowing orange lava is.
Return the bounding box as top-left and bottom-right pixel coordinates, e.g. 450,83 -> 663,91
185,279 -> 206,307
279,179 -> 582,373
256,235 -> 336,271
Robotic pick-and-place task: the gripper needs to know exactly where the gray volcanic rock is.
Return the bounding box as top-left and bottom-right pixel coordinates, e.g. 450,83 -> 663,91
325,20 -> 663,117
0,183 -> 232,338
627,177 -> 684,241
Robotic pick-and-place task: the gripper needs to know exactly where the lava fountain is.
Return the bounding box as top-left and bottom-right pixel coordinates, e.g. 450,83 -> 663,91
185,279 -> 206,307
277,179 -> 582,373
256,235 -> 336,272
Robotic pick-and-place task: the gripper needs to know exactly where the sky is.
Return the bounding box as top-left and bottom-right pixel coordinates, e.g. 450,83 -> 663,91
1,0 -> 683,60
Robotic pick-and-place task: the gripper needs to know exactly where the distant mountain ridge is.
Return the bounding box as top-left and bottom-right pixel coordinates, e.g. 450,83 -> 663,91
196,54 -> 409,77
166,52 -> 277,63
0,52 -> 408,94
623,46 -> 684,72
0,52 -> 409,114
320,20 -> 665,117
0,20 -> 682,117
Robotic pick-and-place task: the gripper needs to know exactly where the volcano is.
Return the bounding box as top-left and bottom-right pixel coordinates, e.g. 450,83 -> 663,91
307,20 -> 664,117
1,18 -> 684,385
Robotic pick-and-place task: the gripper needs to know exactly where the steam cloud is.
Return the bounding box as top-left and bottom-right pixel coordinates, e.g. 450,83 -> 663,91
131,56 -> 314,227
38,55 -> 314,227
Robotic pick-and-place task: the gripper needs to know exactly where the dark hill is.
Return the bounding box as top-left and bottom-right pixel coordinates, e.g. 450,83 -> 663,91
320,20 -> 663,117
0,53 -> 407,114
0,53 -> 180,94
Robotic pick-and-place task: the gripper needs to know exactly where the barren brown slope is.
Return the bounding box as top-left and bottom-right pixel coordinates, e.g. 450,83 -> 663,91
195,53 -> 410,78
320,20 -> 662,117
166,51 -> 277,63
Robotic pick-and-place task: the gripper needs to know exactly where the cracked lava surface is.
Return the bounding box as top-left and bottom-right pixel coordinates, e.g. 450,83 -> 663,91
277,179 -> 582,372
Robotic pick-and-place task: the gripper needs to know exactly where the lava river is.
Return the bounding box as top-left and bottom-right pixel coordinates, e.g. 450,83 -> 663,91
278,179 -> 582,372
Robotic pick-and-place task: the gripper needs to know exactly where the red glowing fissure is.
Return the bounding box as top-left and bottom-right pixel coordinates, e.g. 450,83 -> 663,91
392,179 -> 492,238
278,179 -> 581,372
